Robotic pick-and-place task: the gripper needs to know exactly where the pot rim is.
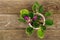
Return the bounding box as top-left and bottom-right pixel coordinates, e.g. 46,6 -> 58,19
28,12 -> 45,30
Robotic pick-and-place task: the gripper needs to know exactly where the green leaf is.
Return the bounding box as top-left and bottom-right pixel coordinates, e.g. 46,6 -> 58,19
32,20 -> 40,28
18,17 -> 26,22
26,26 -> 34,35
37,28 -> 44,39
38,5 -> 44,13
45,19 -> 53,26
37,15 -> 41,20
29,12 -> 34,19
45,11 -> 51,17
41,25 -> 46,31
20,9 -> 29,17
32,1 -> 40,12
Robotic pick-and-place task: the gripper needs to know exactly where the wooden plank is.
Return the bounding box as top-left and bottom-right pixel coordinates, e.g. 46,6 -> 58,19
0,13 -> 60,30
0,0 -> 60,14
0,0 -> 38,14
0,14 -> 28,30
0,0 -> 60,40
0,30 -> 60,40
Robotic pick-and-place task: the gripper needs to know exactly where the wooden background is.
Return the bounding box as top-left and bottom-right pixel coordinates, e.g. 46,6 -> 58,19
0,0 -> 60,40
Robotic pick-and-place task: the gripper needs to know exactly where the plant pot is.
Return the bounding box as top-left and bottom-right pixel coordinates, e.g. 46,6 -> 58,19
28,12 -> 45,30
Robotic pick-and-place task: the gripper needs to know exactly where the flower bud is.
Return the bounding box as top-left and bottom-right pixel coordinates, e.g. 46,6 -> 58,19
24,16 -> 29,20
33,15 -> 37,20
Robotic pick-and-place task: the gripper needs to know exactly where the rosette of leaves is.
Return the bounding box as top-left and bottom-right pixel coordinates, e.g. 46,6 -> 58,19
18,1 -> 53,39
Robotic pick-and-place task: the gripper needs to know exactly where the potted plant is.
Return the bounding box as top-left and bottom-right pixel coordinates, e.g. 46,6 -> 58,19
18,2 -> 53,39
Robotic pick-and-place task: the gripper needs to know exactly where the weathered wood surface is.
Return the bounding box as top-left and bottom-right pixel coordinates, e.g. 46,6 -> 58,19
0,0 -> 60,14
0,30 -> 60,40
0,0 -> 60,40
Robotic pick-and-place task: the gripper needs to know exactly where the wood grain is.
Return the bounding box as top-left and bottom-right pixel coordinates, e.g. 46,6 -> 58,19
0,14 -> 28,30
0,0 -> 60,14
0,13 -> 59,30
0,30 -> 59,40
0,0 -> 60,40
